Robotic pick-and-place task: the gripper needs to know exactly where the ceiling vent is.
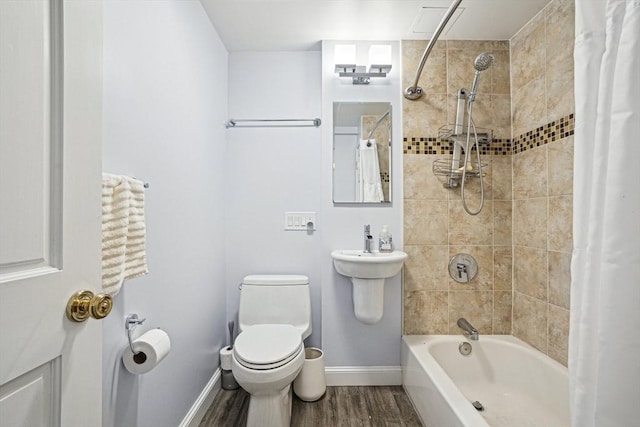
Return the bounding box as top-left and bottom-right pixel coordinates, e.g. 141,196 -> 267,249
410,6 -> 465,36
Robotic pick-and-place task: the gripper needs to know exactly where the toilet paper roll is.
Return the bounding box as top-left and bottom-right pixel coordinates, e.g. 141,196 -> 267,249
220,346 -> 234,371
123,328 -> 171,375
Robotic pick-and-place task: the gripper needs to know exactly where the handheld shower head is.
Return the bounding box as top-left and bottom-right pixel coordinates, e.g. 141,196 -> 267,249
469,52 -> 494,102
473,52 -> 494,72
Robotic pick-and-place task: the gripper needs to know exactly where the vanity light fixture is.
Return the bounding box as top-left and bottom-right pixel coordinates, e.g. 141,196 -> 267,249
334,44 -> 392,85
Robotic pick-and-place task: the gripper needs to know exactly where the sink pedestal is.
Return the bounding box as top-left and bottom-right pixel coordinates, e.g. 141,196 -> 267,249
351,278 -> 385,324
331,249 -> 407,325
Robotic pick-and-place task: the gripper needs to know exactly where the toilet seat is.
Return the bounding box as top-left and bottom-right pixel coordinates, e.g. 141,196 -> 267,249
234,324 -> 303,370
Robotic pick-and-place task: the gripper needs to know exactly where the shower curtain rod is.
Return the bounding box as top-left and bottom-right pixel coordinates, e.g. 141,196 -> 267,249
225,118 -> 322,128
404,0 -> 463,100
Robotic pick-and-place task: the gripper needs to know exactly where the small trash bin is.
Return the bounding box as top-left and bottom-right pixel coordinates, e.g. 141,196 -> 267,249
293,347 -> 326,402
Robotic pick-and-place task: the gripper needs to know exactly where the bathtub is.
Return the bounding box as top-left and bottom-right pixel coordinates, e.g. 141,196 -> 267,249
401,335 -> 569,427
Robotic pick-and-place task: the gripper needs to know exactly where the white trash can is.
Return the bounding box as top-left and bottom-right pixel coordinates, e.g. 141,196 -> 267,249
293,347 -> 326,402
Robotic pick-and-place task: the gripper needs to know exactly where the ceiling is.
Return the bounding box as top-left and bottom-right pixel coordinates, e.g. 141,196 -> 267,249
199,0 -> 551,52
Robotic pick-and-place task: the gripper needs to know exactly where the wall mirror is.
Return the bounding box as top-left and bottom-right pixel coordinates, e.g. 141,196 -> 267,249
333,102 -> 392,204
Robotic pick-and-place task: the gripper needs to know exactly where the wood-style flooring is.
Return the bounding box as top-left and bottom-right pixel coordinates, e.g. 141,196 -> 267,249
199,386 -> 424,427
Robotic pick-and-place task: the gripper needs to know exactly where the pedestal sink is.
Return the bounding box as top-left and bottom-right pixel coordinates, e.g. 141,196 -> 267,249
331,250 -> 408,324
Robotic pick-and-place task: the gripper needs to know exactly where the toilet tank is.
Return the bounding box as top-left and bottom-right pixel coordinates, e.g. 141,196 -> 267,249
238,274 -> 312,339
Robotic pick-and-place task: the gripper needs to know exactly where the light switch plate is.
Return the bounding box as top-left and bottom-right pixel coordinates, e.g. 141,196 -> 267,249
284,212 -> 316,231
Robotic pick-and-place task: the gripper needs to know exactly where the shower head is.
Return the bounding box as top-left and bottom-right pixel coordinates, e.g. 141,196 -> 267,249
473,53 -> 494,72
468,53 -> 494,102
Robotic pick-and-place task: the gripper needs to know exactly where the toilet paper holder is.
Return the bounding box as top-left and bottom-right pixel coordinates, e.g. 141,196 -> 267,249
125,313 -> 146,355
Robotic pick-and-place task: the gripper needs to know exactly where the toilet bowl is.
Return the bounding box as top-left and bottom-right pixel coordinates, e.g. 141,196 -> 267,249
230,275 -> 312,427
232,324 -> 305,427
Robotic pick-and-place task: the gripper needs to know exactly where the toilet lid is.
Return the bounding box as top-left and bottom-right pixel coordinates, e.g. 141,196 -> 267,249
234,324 -> 302,369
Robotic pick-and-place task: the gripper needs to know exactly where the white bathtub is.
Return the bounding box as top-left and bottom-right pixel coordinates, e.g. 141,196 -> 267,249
401,335 -> 569,427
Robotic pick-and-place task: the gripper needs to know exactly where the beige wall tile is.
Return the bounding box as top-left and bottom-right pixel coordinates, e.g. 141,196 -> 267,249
548,137 -> 574,196
546,52 -> 574,123
548,195 -> 573,252
466,96 -> 493,133
404,291 -> 428,335
513,146 -> 548,198
449,200 -> 494,245
404,155 -> 450,200
492,156 -> 513,200
404,291 -> 449,334
513,291 -> 548,352
513,197 -> 548,249
403,94 -> 448,137
494,200 -> 513,245
404,245 -> 449,292
545,0 -> 575,60
549,250 -> 571,309
511,13 -> 546,91
490,50 -> 511,95
493,290 -> 513,334
491,94 -> 512,139
448,291 -> 493,334
548,304 -> 570,366
402,40 -> 447,93
404,199 -> 448,245
513,245 -> 548,301
494,246 -> 513,291
449,245 -> 494,291
512,76 -> 547,137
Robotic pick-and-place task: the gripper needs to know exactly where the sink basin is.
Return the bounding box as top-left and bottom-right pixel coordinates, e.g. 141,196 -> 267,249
331,249 -> 408,325
331,250 -> 408,279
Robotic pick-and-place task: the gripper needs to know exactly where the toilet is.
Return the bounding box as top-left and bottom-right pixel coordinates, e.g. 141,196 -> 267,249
231,274 -> 312,427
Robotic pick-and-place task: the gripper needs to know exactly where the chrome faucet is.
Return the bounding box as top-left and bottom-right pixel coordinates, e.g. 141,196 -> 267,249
457,318 -> 479,341
363,224 -> 373,253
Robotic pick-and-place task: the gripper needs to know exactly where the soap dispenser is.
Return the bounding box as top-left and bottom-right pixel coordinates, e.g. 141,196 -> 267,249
379,225 -> 393,252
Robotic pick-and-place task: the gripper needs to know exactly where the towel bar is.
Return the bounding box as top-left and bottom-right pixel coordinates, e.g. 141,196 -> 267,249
225,118 -> 321,128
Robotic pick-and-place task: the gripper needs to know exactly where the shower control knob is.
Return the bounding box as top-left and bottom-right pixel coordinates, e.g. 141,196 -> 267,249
448,253 -> 478,283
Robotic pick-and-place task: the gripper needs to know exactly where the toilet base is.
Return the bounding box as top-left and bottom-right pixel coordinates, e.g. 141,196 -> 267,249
246,384 -> 293,427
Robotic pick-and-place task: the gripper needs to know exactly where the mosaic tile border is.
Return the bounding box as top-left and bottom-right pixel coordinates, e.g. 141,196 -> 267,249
512,114 -> 574,154
403,137 -> 511,156
403,113 -> 575,156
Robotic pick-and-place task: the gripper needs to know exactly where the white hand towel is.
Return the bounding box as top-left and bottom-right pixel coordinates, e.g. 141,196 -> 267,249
102,173 -> 148,296
357,139 -> 384,202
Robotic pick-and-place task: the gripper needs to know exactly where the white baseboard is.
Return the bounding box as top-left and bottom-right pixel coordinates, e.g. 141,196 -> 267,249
325,366 -> 402,386
178,365 -> 400,425
179,368 -> 222,427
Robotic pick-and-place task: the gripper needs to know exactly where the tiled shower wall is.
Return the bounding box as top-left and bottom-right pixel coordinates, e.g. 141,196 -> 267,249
510,0 -> 574,366
402,0 -> 574,366
402,40 -> 514,336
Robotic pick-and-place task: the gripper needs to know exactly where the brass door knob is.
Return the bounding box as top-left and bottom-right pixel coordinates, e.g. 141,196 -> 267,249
66,290 -> 113,322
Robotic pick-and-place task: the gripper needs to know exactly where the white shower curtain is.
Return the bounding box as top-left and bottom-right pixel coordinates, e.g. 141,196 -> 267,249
570,1 -> 640,426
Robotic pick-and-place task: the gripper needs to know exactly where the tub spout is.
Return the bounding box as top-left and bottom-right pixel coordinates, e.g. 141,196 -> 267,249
457,318 -> 479,341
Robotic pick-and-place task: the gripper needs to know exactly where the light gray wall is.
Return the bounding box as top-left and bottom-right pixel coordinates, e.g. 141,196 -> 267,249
102,2 -> 228,426
321,41 -> 404,367
225,52 -> 323,349
225,45 -> 403,368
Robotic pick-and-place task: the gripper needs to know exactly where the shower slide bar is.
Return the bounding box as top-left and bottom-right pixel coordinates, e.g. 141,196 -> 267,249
225,118 -> 322,128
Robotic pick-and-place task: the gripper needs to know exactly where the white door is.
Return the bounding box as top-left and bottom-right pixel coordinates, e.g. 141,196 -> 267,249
0,1 -> 104,426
